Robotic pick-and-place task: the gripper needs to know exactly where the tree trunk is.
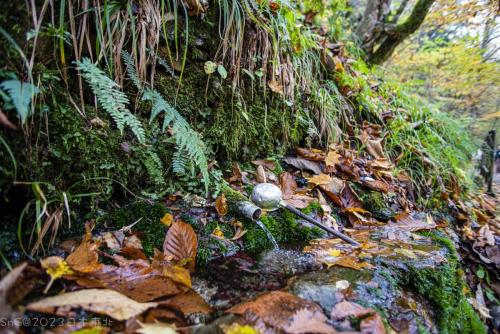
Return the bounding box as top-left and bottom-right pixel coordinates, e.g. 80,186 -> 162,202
356,0 -> 436,64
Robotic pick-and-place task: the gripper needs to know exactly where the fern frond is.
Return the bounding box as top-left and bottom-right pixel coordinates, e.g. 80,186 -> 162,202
76,58 -> 146,143
144,149 -> 165,185
142,87 -> 210,192
121,51 -> 142,90
0,79 -> 39,123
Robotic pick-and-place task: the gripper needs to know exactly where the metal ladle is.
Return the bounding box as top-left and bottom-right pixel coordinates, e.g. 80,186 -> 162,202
250,183 -> 360,246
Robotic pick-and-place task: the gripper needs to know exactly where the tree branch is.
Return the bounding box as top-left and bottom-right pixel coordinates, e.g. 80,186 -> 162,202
369,0 -> 436,64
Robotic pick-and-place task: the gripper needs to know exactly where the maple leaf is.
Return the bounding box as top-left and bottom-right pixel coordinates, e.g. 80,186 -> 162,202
325,151 -> 341,167
308,174 -> 332,186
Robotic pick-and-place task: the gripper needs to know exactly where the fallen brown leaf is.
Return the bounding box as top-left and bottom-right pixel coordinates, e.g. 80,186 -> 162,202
163,221 -> 198,272
325,151 -> 342,167
251,159 -> 276,170
215,194 -> 228,216
159,290 -> 212,316
361,313 -> 386,334
66,233 -> 102,273
280,172 -> 298,199
27,289 -> 157,321
283,157 -> 322,175
296,148 -> 325,161
331,300 -> 374,320
255,165 -> 267,183
308,173 -> 333,186
284,308 -> 336,334
228,291 -> 323,331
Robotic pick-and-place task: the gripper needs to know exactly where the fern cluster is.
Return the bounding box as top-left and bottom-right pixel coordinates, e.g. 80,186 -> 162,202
122,51 -> 210,192
76,58 -> 146,143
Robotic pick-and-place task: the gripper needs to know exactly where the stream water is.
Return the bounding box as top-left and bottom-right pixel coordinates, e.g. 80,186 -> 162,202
255,220 -> 279,249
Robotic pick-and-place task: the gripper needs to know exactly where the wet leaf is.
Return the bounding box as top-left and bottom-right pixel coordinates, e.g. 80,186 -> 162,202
255,165 -> 267,183
163,221 -> 198,271
283,308 -> 336,334
159,290 -> 212,316
280,172 -> 297,198
252,160 -> 276,170
388,213 -> 436,232
331,301 -> 374,320
325,151 -> 341,167
334,256 -> 373,270
76,256 -> 184,302
308,174 -> 332,186
367,158 -> 393,170
366,138 -> 385,159
27,289 -> 157,321
340,184 -> 362,209
474,225 -> 495,248
296,148 -> 325,161
228,291 -> 323,331
360,313 -> 386,334
231,228 -> 248,241
286,194 -> 316,209
283,157 -> 322,175
222,323 -> 260,334
137,322 -> 177,334
66,233 -> 102,273
229,162 -> 244,183
215,194 -> 228,216
161,213 -> 174,226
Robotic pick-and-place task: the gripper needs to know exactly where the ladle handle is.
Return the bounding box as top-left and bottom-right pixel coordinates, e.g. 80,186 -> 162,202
283,204 -> 360,246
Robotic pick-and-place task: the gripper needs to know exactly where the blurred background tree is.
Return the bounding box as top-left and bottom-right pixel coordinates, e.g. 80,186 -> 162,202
377,0 -> 499,136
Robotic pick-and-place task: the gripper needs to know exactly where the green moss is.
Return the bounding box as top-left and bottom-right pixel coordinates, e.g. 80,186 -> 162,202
242,205 -> 324,255
96,201 -> 169,257
357,189 -> 395,221
397,233 -> 486,334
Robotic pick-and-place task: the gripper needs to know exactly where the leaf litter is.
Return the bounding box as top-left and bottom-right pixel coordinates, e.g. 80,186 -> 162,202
3,125 -> 499,333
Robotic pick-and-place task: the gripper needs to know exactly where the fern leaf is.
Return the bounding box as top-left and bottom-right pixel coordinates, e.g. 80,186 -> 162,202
76,58 -> 146,143
121,51 -> 142,90
0,79 -> 39,123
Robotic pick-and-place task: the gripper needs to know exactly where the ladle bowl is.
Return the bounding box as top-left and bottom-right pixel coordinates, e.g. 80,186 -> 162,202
251,183 -> 283,211
250,183 -> 360,246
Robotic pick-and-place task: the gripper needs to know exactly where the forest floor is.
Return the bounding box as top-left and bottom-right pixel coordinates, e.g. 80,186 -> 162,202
1,146 -> 499,334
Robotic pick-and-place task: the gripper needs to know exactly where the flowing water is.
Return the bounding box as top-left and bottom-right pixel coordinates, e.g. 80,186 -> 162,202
255,220 -> 280,249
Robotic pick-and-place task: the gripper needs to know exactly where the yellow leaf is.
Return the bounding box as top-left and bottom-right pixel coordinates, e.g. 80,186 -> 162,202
161,263 -> 192,288
215,194 -> 228,216
222,323 -> 260,334
325,151 -> 341,167
137,322 -> 177,334
328,249 -> 341,257
27,289 -> 157,321
160,213 -> 174,226
307,173 -> 332,186
211,226 -> 225,239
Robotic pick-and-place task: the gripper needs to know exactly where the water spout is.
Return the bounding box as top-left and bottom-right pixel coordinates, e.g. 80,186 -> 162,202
255,220 -> 279,250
